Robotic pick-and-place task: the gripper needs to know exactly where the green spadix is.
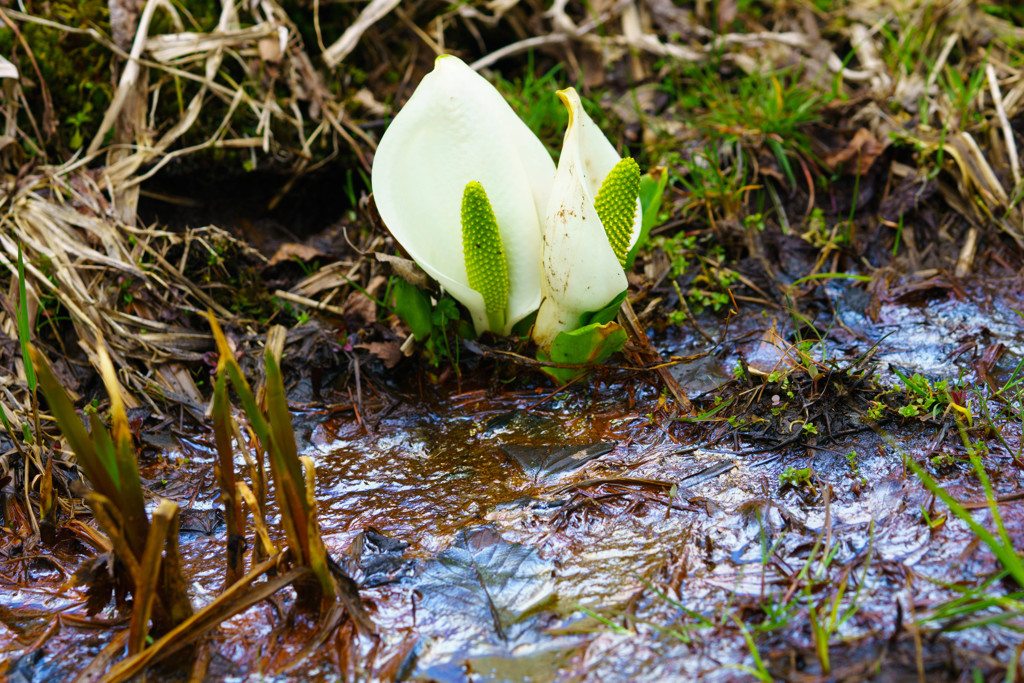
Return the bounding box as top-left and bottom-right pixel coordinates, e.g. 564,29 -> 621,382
595,157 -> 641,266
461,181 -> 509,333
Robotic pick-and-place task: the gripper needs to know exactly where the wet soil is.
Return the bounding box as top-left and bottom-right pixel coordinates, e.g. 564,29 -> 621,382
1,280 -> 1023,682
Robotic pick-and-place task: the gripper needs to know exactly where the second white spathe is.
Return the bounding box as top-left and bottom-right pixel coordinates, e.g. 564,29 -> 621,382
533,88 -> 642,351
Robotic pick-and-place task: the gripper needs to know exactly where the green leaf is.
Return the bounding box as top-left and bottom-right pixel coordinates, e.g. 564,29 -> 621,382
461,181 -> 509,331
88,408 -> 121,490
580,289 -> 627,327
390,277 -> 433,340
537,321 -> 627,384
625,167 -> 669,269
594,158 -> 641,266
431,297 -> 460,327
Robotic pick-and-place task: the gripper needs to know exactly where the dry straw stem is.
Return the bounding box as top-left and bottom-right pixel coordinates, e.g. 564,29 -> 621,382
986,63 -> 1021,189
941,132 -> 1023,250
845,4 -> 1024,258
237,480 -> 278,558
618,297 -> 692,412
471,0 -> 871,85
323,0 -> 402,68
88,0 -> 177,157
0,172 -> 252,419
102,557 -> 310,682
126,499 -> 183,655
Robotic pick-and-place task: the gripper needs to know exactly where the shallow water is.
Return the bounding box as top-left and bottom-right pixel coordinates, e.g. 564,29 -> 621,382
2,280 -> 1023,681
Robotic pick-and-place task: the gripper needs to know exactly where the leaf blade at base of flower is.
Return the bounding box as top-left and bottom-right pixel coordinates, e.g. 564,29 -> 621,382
538,321 -> 627,385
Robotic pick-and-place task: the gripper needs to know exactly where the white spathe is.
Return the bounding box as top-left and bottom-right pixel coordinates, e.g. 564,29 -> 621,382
533,88 -> 642,350
371,54 -> 555,336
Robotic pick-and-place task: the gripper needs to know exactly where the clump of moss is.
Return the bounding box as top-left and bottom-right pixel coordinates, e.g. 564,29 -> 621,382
4,0 -> 233,162
2,0 -> 114,158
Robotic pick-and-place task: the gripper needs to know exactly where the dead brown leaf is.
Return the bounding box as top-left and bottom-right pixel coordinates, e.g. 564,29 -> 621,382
342,275 -> 386,327
356,341 -> 402,368
375,252 -> 429,288
267,243 -> 325,267
825,128 -> 886,175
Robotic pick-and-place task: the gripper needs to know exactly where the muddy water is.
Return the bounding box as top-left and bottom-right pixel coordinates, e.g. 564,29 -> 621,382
2,282 -> 1023,681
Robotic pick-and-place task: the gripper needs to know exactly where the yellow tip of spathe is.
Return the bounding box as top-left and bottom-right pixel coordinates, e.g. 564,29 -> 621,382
556,88 -> 576,127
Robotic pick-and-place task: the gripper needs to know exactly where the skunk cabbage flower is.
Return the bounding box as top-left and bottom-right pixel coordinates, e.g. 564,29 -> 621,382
371,55 -> 555,336
533,88 -> 642,351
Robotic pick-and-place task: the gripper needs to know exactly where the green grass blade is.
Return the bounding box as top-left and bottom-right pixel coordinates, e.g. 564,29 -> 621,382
768,138 -> 795,187
207,314 -> 303,550
87,409 -> 119,489
31,346 -> 119,502
263,336 -> 312,555
98,346 -> 150,556
731,615 -> 773,682
908,457 -> 1024,587
212,362 -> 244,584
970,454 -> 1017,566
16,245 -> 36,392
